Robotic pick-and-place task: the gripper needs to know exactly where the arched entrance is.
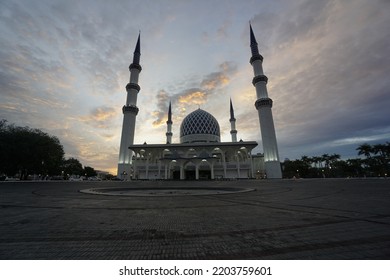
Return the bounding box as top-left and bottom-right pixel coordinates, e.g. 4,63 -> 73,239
198,160 -> 211,179
184,161 -> 196,180
183,159 -> 212,180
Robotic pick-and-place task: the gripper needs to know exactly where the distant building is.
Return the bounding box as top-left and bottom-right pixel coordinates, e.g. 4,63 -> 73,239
117,25 -> 282,180
96,170 -> 110,180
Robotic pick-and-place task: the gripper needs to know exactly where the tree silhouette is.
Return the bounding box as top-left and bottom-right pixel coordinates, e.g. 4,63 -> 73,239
0,120 -> 64,179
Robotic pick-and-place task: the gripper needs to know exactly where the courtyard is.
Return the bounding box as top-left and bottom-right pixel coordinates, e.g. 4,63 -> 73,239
0,178 -> 389,259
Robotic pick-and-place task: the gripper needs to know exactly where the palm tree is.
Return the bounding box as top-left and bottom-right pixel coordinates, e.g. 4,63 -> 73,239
312,156 -> 322,168
322,154 -> 330,169
384,142 -> 390,158
357,143 -> 373,158
329,153 -> 340,165
373,144 -> 386,157
346,158 -> 364,177
372,144 -> 389,176
301,155 -> 312,167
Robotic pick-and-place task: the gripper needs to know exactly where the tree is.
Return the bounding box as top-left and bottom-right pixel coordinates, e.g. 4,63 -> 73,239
371,144 -> 389,176
84,166 -> 97,177
356,142 -> 390,176
0,120 -> 64,179
327,153 -> 341,177
322,154 -> 330,169
282,158 -> 311,178
280,142 -> 390,179
346,158 -> 364,177
357,143 -> 373,158
61,158 -> 84,177
301,155 -> 312,166
329,153 -> 340,164
312,156 -> 322,169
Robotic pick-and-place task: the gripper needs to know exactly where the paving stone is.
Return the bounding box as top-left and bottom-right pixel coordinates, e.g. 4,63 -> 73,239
0,179 -> 389,259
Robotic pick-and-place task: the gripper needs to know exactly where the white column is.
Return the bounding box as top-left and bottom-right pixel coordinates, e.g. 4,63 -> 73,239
237,158 -> 240,178
221,151 -> 227,178
132,152 -> 137,180
249,152 -> 254,178
145,154 -> 149,179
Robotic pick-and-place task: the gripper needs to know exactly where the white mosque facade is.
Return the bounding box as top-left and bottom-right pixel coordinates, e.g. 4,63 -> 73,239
117,26 -> 282,180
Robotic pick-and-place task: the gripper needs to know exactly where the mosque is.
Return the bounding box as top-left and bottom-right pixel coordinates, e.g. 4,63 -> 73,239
117,25 -> 282,180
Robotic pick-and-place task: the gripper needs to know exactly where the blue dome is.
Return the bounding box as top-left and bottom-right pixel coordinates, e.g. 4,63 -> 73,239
180,109 -> 220,143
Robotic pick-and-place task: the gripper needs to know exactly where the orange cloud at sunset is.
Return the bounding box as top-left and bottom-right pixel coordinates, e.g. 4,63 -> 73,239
80,106 -> 117,129
201,74 -> 229,90
178,90 -> 206,105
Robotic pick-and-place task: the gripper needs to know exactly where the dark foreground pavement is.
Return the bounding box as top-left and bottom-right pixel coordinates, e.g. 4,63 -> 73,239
0,179 -> 389,259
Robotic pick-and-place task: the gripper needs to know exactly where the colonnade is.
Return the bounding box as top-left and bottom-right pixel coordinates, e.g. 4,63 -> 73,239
128,143 -> 258,180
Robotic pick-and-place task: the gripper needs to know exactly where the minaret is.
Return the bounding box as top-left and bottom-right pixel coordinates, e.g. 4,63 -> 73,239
249,24 -> 282,178
118,33 -> 142,180
229,98 -> 237,142
166,101 -> 173,144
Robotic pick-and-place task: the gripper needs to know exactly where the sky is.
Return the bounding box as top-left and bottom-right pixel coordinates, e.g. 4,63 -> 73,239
1,0 -> 389,174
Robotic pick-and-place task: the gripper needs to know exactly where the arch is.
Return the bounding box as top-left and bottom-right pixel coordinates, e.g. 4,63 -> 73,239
239,146 -> 250,158
183,160 -> 197,180
198,159 -> 212,180
212,147 -> 224,162
185,148 -> 197,158
169,159 -> 179,169
168,159 -> 181,180
162,148 -> 172,158
184,159 -> 196,169
199,159 -> 212,168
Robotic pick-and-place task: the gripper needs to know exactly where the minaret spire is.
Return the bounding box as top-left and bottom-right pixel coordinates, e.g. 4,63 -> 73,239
249,23 -> 259,56
132,32 -> 141,65
249,23 -> 263,64
166,101 -> 173,144
118,33 -> 142,180
229,98 -> 237,142
249,24 -> 282,178
230,98 -> 235,120
167,101 -> 172,123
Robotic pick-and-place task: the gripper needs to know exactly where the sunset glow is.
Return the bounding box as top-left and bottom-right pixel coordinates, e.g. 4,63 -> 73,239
1,0 -> 389,173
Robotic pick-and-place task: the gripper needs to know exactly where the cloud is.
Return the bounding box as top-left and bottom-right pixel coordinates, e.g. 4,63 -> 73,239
151,61 -> 238,127
2,0 -> 389,172
217,19 -> 232,40
248,0 -> 390,159
81,106 -> 118,129
201,62 -> 236,90
151,90 -> 170,127
151,88 -> 206,128
330,131 -> 390,147
178,89 -> 206,105
0,35 -> 76,130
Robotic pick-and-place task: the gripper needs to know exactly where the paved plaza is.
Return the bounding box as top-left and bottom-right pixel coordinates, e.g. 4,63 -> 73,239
0,179 -> 389,259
